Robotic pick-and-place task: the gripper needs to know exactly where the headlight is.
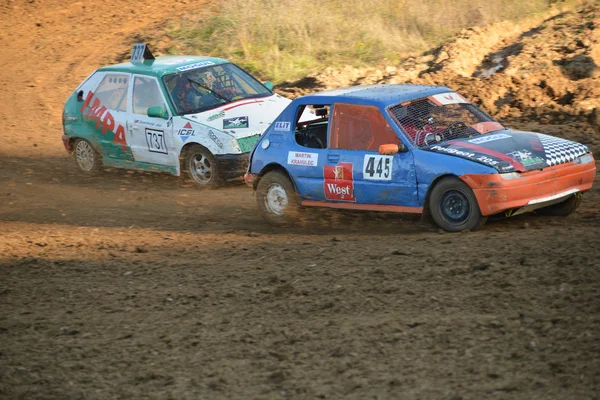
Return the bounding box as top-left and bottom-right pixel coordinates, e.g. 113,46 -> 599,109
231,138 -> 241,152
500,172 -> 522,180
574,153 -> 593,164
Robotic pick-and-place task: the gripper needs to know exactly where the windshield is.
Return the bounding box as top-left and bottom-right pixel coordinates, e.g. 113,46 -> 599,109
388,94 -> 503,147
163,63 -> 271,115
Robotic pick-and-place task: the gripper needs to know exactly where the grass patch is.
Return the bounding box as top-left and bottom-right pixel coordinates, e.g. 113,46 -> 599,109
167,0 -> 559,82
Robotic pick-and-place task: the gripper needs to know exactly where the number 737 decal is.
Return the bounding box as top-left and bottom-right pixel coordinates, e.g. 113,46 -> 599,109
363,155 -> 393,181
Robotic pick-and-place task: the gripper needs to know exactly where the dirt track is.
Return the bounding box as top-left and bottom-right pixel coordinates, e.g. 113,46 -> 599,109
1,1 -> 600,399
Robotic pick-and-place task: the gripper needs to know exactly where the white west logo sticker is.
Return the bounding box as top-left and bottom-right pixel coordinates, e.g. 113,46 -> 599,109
287,151 -> 318,167
363,155 -> 393,181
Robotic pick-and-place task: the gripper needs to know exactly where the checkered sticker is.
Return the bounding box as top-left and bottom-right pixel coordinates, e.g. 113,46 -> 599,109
536,134 -> 589,166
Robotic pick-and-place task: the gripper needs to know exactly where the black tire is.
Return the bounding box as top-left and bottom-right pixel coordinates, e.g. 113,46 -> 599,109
182,145 -> 222,188
536,194 -> 582,217
256,170 -> 300,226
73,138 -> 102,174
428,176 -> 487,232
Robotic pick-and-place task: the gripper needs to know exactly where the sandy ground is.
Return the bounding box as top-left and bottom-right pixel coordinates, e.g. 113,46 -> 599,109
1,1 -> 599,399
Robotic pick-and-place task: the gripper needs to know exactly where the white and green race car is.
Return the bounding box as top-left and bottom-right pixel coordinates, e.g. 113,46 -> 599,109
62,44 -> 304,187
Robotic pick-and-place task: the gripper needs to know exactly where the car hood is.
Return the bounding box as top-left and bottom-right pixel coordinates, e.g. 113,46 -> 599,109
184,94 -> 291,139
422,130 -> 590,172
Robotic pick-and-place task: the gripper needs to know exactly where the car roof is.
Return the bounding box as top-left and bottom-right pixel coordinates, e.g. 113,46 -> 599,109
97,56 -> 230,78
297,84 -> 454,107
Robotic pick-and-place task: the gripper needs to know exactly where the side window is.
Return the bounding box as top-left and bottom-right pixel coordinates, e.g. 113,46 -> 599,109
294,105 -> 330,149
330,103 -> 398,151
133,77 -> 166,116
95,74 -> 129,111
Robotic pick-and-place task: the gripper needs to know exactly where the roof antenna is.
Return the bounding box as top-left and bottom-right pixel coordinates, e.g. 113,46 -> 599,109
130,43 -> 155,63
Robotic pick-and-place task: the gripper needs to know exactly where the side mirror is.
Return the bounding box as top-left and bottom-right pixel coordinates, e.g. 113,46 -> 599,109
379,143 -> 406,155
263,81 -> 274,91
147,106 -> 169,119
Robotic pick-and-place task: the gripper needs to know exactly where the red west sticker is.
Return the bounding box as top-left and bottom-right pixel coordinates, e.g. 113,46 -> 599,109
324,162 -> 356,202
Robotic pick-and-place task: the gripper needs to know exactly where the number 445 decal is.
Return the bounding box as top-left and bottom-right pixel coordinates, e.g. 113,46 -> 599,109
363,155 -> 393,181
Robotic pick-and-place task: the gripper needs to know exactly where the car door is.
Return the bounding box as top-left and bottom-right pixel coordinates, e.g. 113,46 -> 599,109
127,75 -> 176,166
82,72 -> 133,159
325,103 -> 418,207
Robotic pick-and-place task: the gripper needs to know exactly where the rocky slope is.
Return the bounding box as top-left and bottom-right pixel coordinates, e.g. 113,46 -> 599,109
278,2 -> 600,151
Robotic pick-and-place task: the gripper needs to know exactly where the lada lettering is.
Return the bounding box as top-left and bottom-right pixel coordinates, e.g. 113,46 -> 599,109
80,91 -> 127,151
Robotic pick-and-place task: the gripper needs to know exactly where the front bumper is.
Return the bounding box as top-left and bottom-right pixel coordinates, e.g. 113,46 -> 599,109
461,158 -> 596,216
62,134 -> 72,153
215,153 -> 249,180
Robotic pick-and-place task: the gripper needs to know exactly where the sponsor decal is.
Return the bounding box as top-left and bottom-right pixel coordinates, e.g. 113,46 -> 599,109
80,91 -> 127,151
145,129 -> 167,154
287,151 -> 318,167
431,145 -> 476,159
176,61 -> 215,72
223,116 -> 249,129
468,133 -> 511,144
134,119 -> 162,128
428,92 -> 469,106
207,110 -> 225,122
363,155 -> 393,181
507,149 -> 545,167
431,144 -> 500,166
208,130 -> 224,148
177,122 -> 195,142
274,121 -> 291,131
324,162 -> 356,202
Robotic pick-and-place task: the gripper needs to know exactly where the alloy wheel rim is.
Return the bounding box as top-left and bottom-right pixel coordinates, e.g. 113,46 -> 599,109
189,153 -> 212,184
75,141 -> 95,172
265,184 -> 288,216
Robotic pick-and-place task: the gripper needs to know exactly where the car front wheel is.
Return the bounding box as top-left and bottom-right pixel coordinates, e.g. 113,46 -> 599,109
256,171 -> 300,226
182,145 -> 221,188
73,138 -> 102,174
429,176 -> 486,232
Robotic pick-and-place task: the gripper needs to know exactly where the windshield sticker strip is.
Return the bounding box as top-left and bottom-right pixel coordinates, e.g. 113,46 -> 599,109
428,92 -> 469,106
468,133 -> 511,144
176,61 -> 215,71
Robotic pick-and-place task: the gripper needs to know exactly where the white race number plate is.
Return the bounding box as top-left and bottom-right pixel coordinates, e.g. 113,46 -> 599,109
363,155 -> 393,181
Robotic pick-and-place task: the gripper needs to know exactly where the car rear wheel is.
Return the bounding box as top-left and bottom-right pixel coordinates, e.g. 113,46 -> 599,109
429,177 -> 487,232
182,145 -> 221,188
536,194 -> 582,217
73,138 -> 101,174
256,171 -> 300,225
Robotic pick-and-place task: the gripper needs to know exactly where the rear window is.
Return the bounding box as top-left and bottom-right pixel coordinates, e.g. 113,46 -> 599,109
94,74 -> 129,112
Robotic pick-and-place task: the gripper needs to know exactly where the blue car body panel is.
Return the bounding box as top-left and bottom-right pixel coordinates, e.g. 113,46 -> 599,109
249,84 -> 502,211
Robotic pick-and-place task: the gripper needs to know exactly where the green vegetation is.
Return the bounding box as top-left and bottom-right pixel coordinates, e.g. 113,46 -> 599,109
168,0 -> 556,82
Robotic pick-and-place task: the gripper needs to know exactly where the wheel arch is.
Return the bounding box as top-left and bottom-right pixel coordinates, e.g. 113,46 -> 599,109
254,163 -> 297,191
421,173 -> 461,218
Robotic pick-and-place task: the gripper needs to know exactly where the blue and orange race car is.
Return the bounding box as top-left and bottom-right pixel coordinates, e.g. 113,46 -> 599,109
244,84 -> 596,231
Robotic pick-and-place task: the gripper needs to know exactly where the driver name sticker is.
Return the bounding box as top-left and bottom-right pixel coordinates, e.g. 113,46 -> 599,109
145,128 -> 167,154
469,133 -> 511,144
363,155 -> 393,181
288,151 -> 318,167
176,61 -> 215,72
